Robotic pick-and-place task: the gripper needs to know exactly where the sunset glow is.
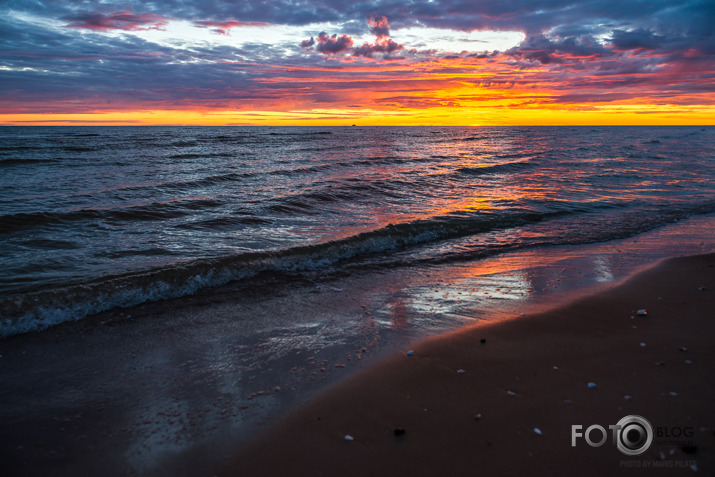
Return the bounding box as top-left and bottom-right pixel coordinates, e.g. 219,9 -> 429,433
2,1 -> 713,125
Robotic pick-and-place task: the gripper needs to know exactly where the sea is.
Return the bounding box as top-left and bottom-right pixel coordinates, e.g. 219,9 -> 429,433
1,126 -> 714,338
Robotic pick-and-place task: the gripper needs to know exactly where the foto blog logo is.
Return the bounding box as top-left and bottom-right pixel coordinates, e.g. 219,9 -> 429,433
572,415 -> 654,456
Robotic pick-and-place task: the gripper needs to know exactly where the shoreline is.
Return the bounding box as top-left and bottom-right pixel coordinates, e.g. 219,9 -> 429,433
224,253 -> 715,476
1,216 -> 713,476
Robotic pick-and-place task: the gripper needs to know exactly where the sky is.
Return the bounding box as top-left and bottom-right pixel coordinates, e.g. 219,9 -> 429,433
1,0 -> 714,125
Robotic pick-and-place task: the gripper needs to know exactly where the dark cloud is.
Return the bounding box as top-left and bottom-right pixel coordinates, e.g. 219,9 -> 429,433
64,11 -> 169,31
610,29 -> 666,51
466,50 -> 500,59
0,15 -> 293,114
8,0 -> 711,37
506,34 -> 610,64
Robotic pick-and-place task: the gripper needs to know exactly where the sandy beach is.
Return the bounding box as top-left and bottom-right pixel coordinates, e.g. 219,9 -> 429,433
224,253 -> 714,476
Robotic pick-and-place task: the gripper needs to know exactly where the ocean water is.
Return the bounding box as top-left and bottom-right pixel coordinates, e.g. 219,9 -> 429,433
1,126 -> 713,337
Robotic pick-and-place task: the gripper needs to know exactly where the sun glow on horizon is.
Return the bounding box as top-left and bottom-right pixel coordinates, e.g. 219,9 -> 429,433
4,104 -> 714,127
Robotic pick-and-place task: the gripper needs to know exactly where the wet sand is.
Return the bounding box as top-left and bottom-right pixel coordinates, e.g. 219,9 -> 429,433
224,253 -> 715,476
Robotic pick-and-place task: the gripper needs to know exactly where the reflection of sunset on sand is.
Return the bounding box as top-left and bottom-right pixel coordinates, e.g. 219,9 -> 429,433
225,253 -> 715,476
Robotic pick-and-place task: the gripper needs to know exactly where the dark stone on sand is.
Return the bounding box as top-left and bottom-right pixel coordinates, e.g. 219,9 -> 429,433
394,428 -> 406,436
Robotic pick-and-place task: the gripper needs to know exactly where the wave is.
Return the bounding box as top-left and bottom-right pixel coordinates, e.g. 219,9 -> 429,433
2,203 -> 713,339
166,152 -> 237,160
62,146 -> 97,152
175,215 -> 272,230
0,158 -> 60,166
0,198 -> 224,234
266,131 -> 332,136
93,164 -> 335,196
455,161 -> 532,176
0,209 -> 561,337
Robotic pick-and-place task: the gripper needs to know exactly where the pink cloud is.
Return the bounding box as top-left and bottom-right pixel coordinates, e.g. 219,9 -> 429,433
353,38 -> 404,58
315,32 -> 354,55
64,11 -> 169,31
368,16 -> 390,40
354,16 -> 404,58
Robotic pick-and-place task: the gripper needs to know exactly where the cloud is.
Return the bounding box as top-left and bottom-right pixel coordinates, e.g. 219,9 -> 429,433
368,16 -> 390,40
302,16 -> 404,58
354,16 -> 404,58
353,38 -> 403,57
610,29 -> 665,52
64,10 -> 169,31
194,19 -> 269,35
505,34 -> 610,64
315,32 -> 354,54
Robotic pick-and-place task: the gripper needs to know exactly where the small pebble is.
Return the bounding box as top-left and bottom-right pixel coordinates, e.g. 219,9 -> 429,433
636,309 -> 647,316
406,350 -> 414,357
344,435 -> 354,441
394,428 -> 406,436
698,287 -> 707,291
679,346 -> 688,352
640,342 -> 647,348
587,382 -> 597,389
533,427 -> 542,435
474,413 -> 482,420
624,395 -> 633,401
669,391 -> 678,396
691,464 -> 698,472
685,360 -> 692,364
507,390 -> 516,396
553,366 -> 559,370
480,339 -> 486,344
456,369 -> 466,374
274,386 -> 281,392
564,399 -> 572,404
